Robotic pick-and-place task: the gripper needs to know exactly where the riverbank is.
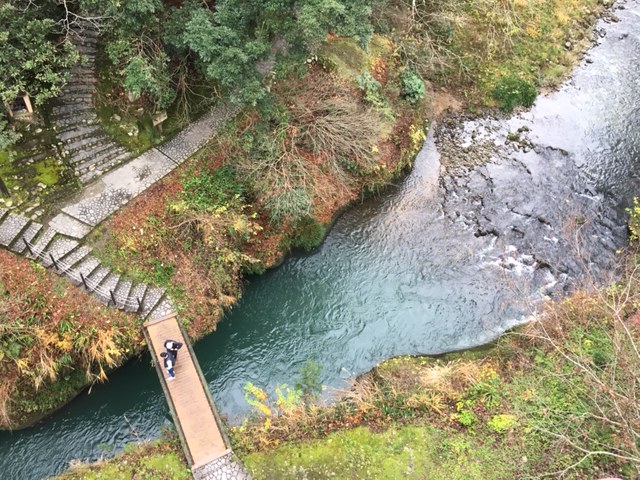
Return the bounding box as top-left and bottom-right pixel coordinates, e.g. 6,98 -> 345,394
231,260 -> 640,478
0,250 -> 144,429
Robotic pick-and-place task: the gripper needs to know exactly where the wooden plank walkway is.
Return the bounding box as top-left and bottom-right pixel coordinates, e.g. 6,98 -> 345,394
144,313 -> 229,470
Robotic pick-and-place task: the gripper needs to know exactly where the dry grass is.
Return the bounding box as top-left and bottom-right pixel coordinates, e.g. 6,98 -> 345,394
231,354 -> 496,453
0,250 -> 143,428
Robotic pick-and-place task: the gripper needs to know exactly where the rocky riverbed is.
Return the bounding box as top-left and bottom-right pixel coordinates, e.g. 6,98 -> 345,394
433,0 -> 639,299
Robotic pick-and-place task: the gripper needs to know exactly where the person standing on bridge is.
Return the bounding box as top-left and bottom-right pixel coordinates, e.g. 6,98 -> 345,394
164,339 -> 183,360
160,351 -> 176,380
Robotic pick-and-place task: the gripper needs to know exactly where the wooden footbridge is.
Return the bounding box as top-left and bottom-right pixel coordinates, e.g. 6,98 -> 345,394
143,313 -> 248,479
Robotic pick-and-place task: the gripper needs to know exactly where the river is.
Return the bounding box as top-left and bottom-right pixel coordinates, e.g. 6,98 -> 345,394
1,1 -> 639,478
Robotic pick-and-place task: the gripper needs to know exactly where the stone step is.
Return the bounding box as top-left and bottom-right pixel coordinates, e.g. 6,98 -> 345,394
79,150 -> 132,183
76,43 -> 98,53
114,279 -> 133,310
54,111 -> 97,129
10,222 -> 42,254
61,83 -> 96,95
97,272 -> 121,305
64,76 -> 98,86
28,227 -> 56,258
49,212 -> 93,239
0,208 -> 9,223
58,125 -> 101,143
71,256 -> 100,285
42,237 -> 80,268
148,296 -> 175,321
67,142 -> 117,166
0,214 -> 31,247
78,149 -> 129,180
55,95 -> 93,107
139,287 -> 165,318
58,245 -> 92,272
24,152 -> 47,164
74,31 -> 98,42
71,66 -> 95,76
65,133 -> 111,155
53,103 -> 93,117
76,143 -> 124,171
73,26 -> 99,39
76,41 -> 97,49
127,284 -> 148,313
86,265 -> 110,291
69,74 -> 96,85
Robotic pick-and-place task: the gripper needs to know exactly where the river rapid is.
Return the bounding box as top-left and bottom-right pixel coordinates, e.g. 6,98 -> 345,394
1,2 -> 639,478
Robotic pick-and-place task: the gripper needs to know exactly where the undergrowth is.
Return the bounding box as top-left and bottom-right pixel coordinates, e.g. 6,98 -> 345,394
0,251 -> 143,428
374,0 -> 604,107
54,433 -> 190,480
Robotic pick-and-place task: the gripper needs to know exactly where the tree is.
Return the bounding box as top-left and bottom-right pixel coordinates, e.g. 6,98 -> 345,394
0,3 -> 79,108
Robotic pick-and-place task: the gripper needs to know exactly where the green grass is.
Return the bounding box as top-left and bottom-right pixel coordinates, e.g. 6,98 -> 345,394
318,38 -> 368,79
244,424 -> 532,480
55,445 -> 191,480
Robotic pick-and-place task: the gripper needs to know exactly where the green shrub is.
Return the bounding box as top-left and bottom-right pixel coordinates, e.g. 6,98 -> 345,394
400,70 -> 426,104
627,197 -> 640,241
488,414 -> 517,434
0,118 -> 19,152
182,165 -> 244,211
453,403 -> 477,428
265,186 -> 313,224
492,75 -> 537,112
357,71 -> 386,108
291,217 -> 326,252
456,409 -> 477,427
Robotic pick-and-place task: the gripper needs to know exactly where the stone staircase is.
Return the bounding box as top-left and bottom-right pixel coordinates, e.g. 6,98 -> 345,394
52,22 -> 133,185
0,207 -> 174,321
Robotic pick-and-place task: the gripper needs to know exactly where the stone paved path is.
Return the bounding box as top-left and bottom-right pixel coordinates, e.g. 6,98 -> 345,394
52,22 -> 133,185
0,98 -> 241,320
192,452 -> 251,480
0,23 -> 251,478
49,102 -> 240,238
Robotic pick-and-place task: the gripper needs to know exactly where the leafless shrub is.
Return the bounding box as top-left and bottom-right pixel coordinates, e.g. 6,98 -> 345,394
517,262 -> 640,477
235,76 -> 384,222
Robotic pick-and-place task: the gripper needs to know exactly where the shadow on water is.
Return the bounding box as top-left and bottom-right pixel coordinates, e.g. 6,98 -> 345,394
1,2 -> 640,477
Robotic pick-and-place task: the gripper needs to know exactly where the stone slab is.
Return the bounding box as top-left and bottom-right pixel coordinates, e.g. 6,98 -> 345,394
59,245 -> 91,271
97,273 -> 121,304
157,103 -> 240,164
114,279 -> 133,310
148,296 -> 175,321
0,214 -> 29,247
140,286 -> 164,318
10,222 -> 42,254
30,228 -> 56,257
49,213 -> 92,239
43,238 -> 79,268
72,256 -> 100,283
127,284 -> 148,313
192,452 -> 251,480
61,148 -> 176,226
87,266 -> 110,291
